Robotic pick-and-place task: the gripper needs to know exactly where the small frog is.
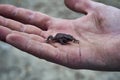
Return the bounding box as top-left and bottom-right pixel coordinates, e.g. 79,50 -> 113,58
46,33 -> 79,45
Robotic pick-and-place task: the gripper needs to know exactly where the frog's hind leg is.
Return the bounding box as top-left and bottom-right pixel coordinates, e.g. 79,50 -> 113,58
59,39 -> 68,45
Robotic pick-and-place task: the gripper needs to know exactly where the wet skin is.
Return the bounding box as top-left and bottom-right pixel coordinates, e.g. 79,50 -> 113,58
46,33 -> 79,45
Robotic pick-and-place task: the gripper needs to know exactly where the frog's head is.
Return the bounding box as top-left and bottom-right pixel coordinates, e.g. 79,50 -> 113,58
46,35 -> 54,43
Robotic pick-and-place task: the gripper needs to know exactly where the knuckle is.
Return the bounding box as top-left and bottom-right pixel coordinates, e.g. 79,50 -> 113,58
27,12 -> 35,23
12,7 -> 19,16
20,24 -> 27,32
25,38 -> 32,51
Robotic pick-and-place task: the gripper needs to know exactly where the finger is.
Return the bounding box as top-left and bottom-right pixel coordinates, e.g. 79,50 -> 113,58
0,4 -> 53,30
0,16 -> 47,38
64,0 -> 105,14
0,26 -> 45,42
6,33 -> 59,62
0,26 -> 12,41
12,32 -> 45,43
1,28 -> 65,66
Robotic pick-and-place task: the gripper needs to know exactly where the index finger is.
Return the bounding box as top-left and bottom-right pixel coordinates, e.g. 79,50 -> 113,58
0,4 -> 53,30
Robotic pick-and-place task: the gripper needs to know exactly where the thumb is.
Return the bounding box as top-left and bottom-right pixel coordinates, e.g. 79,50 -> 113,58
64,0 -> 103,14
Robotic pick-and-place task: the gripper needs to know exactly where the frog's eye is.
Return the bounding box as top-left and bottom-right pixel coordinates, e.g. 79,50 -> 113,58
46,35 -> 54,43
47,35 -> 54,40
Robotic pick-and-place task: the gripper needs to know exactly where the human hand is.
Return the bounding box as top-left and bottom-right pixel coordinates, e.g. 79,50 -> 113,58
0,0 -> 120,71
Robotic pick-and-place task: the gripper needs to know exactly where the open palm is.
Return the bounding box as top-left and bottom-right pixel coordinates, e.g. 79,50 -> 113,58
0,0 -> 120,71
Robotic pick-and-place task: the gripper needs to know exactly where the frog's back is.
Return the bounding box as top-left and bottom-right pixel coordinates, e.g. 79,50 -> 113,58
54,33 -> 74,41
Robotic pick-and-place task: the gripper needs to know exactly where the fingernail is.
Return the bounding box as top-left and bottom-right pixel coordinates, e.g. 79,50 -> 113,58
0,26 -> 11,41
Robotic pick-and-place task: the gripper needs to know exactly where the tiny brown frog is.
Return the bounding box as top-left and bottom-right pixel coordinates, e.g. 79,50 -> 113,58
46,33 -> 79,45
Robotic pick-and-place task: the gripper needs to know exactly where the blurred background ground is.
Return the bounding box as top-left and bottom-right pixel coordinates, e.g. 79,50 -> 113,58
0,0 -> 120,80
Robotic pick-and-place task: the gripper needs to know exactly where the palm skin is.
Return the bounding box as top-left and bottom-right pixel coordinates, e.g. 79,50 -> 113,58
0,0 -> 120,71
